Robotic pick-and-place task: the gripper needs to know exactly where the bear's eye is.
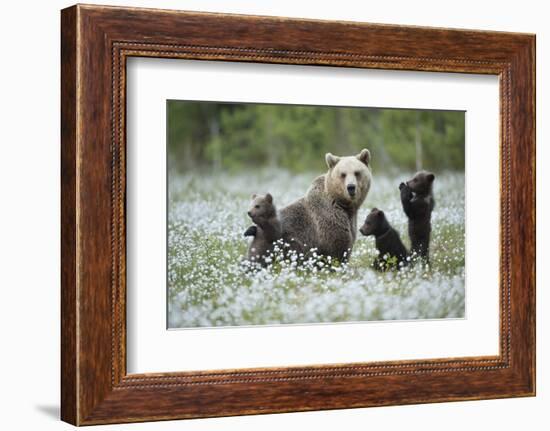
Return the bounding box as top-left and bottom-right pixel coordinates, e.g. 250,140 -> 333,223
255,205 -> 260,209
354,171 -> 360,177
340,173 -> 346,179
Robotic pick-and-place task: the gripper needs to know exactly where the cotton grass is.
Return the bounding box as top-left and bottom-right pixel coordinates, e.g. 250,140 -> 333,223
168,169 -> 465,328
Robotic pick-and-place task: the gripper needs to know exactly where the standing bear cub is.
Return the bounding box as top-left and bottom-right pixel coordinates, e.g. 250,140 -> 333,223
278,149 -> 372,262
399,170 -> 435,263
360,208 -> 408,271
244,193 -> 282,267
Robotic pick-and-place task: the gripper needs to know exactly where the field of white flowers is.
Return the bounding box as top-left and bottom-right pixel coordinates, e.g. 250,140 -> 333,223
168,169 -> 465,328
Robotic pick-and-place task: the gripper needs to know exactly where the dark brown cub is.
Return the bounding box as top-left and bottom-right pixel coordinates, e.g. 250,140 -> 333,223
360,208 -> 408,271
399,170 -> 435,263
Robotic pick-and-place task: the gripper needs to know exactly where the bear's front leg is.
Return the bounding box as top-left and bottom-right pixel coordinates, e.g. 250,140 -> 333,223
243,225 -> 258,237
399,183 -> 414,217
399,182 -> 412,198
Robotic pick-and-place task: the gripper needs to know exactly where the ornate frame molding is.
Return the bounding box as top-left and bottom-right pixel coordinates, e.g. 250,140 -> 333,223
61,5 -> 535,425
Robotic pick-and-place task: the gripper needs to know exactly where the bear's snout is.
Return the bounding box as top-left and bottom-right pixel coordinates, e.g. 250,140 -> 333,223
347,184 -> 356,197
247,211 -> 252,217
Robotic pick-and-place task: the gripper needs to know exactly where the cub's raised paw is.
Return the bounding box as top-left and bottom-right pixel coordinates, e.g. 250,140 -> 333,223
400,183 -> 413,199
244,225 -> 258,237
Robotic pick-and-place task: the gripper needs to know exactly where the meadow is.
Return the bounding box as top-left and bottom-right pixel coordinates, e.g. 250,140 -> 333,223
167,169 -> 465,328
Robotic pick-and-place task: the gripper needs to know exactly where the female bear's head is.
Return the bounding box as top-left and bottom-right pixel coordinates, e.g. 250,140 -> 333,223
325,149 -> 372,209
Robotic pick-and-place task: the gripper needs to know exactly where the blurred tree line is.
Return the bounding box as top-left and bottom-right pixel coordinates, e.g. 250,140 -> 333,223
167,100 -> 464,174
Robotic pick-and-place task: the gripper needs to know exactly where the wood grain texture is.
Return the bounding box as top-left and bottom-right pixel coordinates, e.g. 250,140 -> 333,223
60,4 -> 536,425
60,5 -> 78,425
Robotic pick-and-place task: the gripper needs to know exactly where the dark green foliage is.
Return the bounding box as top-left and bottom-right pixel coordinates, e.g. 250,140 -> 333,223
167,100 -> 464,173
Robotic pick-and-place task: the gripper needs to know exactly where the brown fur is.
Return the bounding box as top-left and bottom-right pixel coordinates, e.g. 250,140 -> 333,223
360,208 -> 408,271
244,194 -> 282,266
279,149 -> 372,262
399,171 -> 435,263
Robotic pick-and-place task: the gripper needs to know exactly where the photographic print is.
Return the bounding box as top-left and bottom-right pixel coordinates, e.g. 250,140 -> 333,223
60,6 -> 535,423
167,101 -> 466,328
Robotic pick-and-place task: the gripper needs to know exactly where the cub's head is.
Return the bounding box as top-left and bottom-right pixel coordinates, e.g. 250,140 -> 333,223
406,170 -> 435,196
325,148 -> 372,208
359,208 -> 389,237
247,193 -> 276,223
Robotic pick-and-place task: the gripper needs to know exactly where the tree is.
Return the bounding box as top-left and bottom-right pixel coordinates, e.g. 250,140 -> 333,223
167,101 -> 465,174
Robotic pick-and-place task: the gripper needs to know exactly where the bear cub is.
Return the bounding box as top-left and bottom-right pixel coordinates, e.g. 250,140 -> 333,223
399,170 -> 435,263
360,208 -> 408,271
244,193 -> 282,267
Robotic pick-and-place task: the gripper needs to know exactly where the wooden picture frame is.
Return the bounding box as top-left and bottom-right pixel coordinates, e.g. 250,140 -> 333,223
61,4 -> 535,425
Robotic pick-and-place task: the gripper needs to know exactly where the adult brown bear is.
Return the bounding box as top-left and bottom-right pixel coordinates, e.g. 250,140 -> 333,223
279,149 -> 372,262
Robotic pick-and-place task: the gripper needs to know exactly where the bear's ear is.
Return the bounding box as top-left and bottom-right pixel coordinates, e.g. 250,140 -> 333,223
377,210 -> 385,218
325,153 -> 340,169
356,148 -> 371,166
426,173 -> 435,182
265,193 -> 273,204
251,193 -> 257,199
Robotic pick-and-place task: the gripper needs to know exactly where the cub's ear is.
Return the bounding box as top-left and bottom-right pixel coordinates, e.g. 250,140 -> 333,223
371,207 -> 379,213
356,148 -> 371,166
377,210 -> 385,218
427,173 -> 435,182
325,153 -> 340,169
265,193 -> 273,204
251,193 -> 257,199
